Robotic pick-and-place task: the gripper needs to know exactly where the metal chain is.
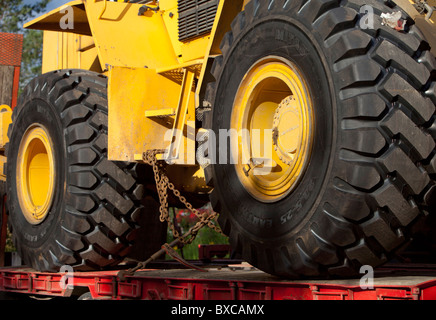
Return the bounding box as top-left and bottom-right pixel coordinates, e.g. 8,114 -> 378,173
143,150 -> 224,245
117,152 -> 226,279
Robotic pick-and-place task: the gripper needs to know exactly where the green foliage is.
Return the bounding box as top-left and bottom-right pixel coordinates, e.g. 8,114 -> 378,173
0,0 -> 51,90
5,227 -> 15,252
0,0 -> 50,33
167,206 -> 229,261
20,29 -> 44,90
177,227 -> 229,261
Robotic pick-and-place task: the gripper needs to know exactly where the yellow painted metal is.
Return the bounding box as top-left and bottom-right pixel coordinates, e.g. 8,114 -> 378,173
0,105 -> 12,182
157,59 -> 204,75
42,31 -> 101,73
18,0 -> 436,201
84,0 -> 179,70
231,56 -> 314,202
180,37 -> 211,62
22,0 -> 252,193
0,105 -> 12,149
273,96 -> 310,167
97,0 -> 108,20
165,165 -> 212,194
27,0 -> 246,95
16,125 -> 56,225
160,1 -> 182,61
166,69 -> 196,162
145,108 -> 176,118
108,66 -> 196,165
0,156 -> 6,181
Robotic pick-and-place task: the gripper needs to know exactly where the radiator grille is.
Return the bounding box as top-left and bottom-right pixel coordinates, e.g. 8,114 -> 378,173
178,0 -> 218,42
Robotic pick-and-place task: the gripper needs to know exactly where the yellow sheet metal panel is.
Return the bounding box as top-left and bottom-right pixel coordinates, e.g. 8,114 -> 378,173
77,34 -> 102,72
0,156 -> 6,181
165,165 -> 212,194
180,37 -> 211,62
161,0 -> 182,60
84,0 -> 179,70
29,0 -> 253,169
108,66 -> 196,164
28,0 -> 214,71
145,108 -> 176,118
42,31 -> 101,73
0,105 -> 12,149
41,32 -> 57,72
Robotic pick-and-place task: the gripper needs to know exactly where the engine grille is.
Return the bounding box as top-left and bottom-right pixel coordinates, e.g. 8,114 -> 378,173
178,0 -> 218,42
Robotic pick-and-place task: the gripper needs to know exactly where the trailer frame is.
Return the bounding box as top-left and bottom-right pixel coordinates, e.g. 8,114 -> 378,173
1,261 -> 436,300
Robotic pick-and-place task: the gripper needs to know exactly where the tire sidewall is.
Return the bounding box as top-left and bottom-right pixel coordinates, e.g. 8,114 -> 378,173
7,97 -> 66,250
212,19 -> 335,240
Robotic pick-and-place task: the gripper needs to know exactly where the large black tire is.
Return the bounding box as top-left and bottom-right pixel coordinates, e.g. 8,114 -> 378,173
204,0 -> 436,278
5,69 -> 161,271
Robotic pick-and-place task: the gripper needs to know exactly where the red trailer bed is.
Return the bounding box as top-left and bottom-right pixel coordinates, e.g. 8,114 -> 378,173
1,263 -> 436,300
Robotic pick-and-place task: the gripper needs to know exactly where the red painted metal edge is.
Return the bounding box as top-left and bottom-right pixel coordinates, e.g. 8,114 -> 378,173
1,266 -> 436,300
0,196 -> 8,268
11,67 -> 20,109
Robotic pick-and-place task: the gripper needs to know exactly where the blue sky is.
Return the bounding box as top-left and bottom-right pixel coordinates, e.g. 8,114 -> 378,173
45,0 -> 71,13
23,0 -> 71,21
21,0 -> 71,26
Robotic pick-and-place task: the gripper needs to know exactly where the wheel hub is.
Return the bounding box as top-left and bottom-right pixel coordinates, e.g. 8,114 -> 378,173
272,96 -> 303,167
231,56 -> 314,202
17,125 -> 56,225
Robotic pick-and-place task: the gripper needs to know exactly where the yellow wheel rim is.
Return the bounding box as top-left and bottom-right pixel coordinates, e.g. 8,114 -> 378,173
17,124 -> 56,225
231,56 -> 314,202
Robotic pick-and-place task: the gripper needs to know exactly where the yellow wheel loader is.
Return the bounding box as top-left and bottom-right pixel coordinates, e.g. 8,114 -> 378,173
0,0 -> 435,278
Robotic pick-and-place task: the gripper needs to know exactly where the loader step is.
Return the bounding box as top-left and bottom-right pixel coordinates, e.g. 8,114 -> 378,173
144,108 -> 176,118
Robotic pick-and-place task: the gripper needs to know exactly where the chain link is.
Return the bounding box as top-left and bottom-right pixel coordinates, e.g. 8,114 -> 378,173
143,150 -> 224,245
